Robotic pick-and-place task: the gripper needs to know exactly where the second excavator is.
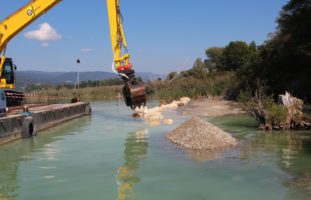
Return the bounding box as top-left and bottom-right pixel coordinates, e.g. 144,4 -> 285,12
0,0 -> 146,115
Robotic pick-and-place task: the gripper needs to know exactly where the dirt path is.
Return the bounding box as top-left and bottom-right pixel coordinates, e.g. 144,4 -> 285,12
182,98 -> 245,117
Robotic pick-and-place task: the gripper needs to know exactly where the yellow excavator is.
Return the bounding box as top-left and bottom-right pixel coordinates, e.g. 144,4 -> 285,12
0,0 -> 146,115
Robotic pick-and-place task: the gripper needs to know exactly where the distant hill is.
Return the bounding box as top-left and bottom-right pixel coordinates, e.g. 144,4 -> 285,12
15,70 -> 166,89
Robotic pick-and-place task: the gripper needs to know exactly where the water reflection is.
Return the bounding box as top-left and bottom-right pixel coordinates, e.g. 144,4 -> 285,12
0,137 -> 52,199
187,149 -> 219,162
0,104 -> 310,200
213,114 -> 311,198
239,131 -> 311,197
290,172 -> 311,195
0,117 -> 90,200
117,129 -> 148,200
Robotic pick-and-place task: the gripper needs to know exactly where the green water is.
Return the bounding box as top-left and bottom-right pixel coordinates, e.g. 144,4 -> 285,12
1,101 -> 311,200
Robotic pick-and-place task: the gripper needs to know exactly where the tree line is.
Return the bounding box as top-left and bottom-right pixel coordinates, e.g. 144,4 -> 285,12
167,0 -> 311,102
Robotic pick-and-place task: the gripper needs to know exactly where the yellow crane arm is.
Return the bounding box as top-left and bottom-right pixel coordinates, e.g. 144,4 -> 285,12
107,0 -> 146,109
0,0 -> 146,109
0,0 -> 61,54
0,0 -> 61,69
0,0 -> 61,89
106,0 -> 131,70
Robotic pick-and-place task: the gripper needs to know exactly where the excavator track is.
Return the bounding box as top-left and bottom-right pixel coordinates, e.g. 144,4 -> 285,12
4,90 -> 25,107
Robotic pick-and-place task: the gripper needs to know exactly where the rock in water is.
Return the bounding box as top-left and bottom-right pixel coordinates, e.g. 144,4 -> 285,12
133,97 -> 190,126
166,117 -> 237,150
163,118 -> 174,125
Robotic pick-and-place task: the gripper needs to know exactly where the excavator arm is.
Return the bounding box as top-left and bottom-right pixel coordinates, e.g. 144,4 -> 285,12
107,0 -> 130,69
0,0 -> 61,53
0,0 -> 146,109
106,0 -> 146,109
0,0 -> 61,88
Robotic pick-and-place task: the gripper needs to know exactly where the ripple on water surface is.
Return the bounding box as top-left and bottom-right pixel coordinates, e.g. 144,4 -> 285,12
0,101 -> 311,200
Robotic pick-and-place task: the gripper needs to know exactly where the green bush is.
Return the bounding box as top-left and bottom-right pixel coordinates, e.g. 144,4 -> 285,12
238,80 -> 289,127
267,104 -> 288,125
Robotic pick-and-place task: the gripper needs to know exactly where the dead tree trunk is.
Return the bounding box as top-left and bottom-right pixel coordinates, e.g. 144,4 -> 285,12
278,92 -> 311,130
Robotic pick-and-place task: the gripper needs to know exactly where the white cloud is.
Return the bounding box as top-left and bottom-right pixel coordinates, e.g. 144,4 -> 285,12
81,48 -> 93,52
41,42 -> 50,48
24,23 -> 62,42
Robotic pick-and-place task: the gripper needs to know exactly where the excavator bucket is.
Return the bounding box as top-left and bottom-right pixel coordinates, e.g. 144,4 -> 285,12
123,79 -> 146,109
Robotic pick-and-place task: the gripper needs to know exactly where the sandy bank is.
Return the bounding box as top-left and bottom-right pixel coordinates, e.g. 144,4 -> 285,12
182,98 -> 245,118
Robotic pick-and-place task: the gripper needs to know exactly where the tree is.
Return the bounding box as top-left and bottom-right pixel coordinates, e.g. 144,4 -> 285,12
245,0 -> 311,99
222,41 -> 252,70
205,47 -> 225,71
188,58 -> 208,79
167,72 -> 177,80
276,0 -> 311,98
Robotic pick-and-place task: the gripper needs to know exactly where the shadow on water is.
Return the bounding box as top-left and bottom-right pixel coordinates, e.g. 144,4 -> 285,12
117,129 -> 148,200
0,117 -> 91,200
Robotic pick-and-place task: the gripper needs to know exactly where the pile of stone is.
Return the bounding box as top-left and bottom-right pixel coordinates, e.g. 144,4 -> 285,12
166,117 -> 237,150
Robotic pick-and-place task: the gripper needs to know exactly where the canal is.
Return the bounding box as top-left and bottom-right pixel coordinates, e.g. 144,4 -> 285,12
0,101 -> 311,200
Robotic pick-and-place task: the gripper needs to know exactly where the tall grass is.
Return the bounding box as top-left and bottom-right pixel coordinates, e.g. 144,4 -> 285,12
25,71 -> 237,104
148,71 -> 236,101
25,85 -> 123,104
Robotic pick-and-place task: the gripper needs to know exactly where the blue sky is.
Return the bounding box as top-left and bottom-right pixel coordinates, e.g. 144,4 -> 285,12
0,0 -> 287,73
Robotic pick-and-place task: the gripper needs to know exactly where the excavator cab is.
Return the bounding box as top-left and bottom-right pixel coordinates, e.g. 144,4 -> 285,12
1,58 -> 15,85
0,57 -> 24,108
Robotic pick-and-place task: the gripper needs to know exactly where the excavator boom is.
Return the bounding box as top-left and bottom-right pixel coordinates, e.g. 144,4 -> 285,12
0,0 -> 61,112
106,0 -> 147,109
0,0 -> 61,54
0,0 -> 146,113
0,0 -> 61,88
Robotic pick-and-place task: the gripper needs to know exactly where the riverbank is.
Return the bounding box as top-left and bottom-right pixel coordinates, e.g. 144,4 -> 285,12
181,98 -> 245,118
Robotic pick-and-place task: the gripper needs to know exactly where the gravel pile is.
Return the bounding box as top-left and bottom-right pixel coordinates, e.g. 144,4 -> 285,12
166,117 -> 237,150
